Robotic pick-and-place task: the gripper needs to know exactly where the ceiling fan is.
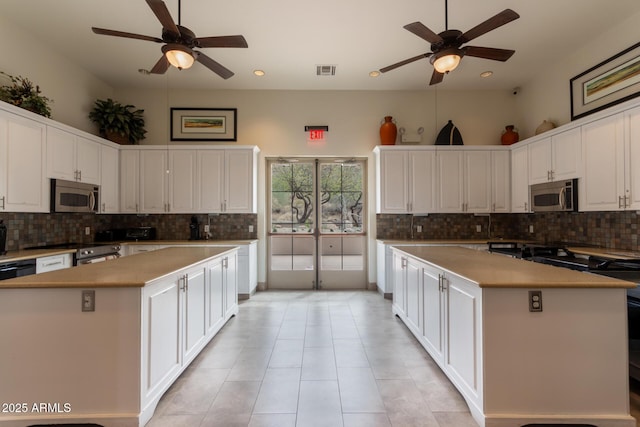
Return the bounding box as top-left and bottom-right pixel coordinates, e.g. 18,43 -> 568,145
91,0 -> 248,79
379,0 -> 519,85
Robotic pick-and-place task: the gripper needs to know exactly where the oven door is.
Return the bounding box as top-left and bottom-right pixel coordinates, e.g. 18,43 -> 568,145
77,254 -> 119,265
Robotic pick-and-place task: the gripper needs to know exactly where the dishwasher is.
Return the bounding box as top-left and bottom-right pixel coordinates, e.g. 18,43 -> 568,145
0,259 -> 37,280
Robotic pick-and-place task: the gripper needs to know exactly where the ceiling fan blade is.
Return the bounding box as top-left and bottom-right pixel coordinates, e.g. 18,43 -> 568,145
429,69 -> 444,85
149,55 -> 170,74
195,51 -> 234,79
458,9 -> 520,43
380,53 -> 431,73
145,0 -> 180,37
196,35 -> 248,48
403,22 -> 443,45
92,27 -> 163,43
464,46 -> 515,62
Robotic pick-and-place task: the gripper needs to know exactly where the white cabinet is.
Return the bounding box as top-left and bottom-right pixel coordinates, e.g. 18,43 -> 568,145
183,264 -> 207,364
375,148 -> 436,214
100,144 -> 119,213
392,250 -> 407,316
225,149 -> 257,213
437,150 -> 491,213
528,127 -> 581,184
197,150 -> 224,212
421,263 -> 444,363
511,144 -> 529,212
47,126 -> 100,185
36,253 -> 72,273
169,150 -> 197,213
491,150 -> 511,213
140,150 -> 169,213
581,113 -> 625,211
627,106 -> 640,209
120,150 -> 140,213
0,109 -> 48,212
405,256 -> 422,333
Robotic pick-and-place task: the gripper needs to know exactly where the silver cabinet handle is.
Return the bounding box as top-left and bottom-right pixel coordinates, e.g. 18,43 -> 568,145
78,170 -> 82,181
401,257 -> 407,269
619,196 -> 624,209
102,202 -> 106,212
524,202 -> 528,212
0,196 -> 4,210
43,260 -> 63,267
626,195 -> 630,208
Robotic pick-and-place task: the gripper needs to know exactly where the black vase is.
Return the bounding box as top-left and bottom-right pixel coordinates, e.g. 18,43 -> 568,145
435,120 -> 464,145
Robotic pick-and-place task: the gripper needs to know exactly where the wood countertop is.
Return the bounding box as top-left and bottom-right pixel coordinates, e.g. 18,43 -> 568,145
0,246 -> 236,289
568,246 -> 640,259
0,248 -> 76,263
393,245 -> 636,289
123,239 -> 257,245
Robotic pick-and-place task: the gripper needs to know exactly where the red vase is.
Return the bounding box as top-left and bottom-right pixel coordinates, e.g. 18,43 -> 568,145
501,125 -> 519,145
380,116 -> 397,145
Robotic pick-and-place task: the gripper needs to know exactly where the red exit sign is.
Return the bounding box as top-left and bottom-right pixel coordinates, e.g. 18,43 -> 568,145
308,129 -> 324,141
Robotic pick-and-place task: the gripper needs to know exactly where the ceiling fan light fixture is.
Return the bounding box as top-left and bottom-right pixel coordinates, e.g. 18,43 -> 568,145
162,44 -> 195,70
431,49 -> 461,74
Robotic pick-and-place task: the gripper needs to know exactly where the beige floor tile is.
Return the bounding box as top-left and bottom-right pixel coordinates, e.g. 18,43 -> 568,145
248,413 -> 297,427
342,413 -> 392,427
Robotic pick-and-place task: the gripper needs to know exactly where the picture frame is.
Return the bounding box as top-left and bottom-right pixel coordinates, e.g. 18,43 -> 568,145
570,41 -> 640,121
170,108 -> 237,141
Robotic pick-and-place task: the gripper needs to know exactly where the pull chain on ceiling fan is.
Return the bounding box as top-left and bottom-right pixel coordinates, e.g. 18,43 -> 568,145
379,0 -> 520,85
92,0 -> 248,79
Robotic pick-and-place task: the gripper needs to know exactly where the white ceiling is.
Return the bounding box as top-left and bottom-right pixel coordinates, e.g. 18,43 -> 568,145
2,0 -> 640,92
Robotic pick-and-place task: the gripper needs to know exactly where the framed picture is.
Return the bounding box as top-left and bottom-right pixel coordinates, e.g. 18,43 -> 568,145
570,41 -> 640,120
170,108 -> 237,141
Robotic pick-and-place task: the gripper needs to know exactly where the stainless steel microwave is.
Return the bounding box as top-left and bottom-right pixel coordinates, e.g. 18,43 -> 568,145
51,179 -> 99,213
530,179 -> 578,212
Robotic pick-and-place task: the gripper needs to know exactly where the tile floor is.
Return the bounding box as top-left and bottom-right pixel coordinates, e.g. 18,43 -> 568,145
148,290 -> 640,427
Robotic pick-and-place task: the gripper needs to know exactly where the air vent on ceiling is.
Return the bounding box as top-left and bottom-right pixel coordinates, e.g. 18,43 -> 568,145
316,65 -> 337,76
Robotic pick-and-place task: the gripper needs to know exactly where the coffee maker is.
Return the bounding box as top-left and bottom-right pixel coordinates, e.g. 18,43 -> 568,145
0,219 -> 7,255
189,216 -> 200,241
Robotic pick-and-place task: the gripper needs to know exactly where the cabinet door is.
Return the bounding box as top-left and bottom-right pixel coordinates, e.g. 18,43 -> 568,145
183,266 -> 207,364
405,258 -> 421,332
197,150 -> 224,212
581,114 -> 625,211
75,136 -> 101,184
528,138 -> 552,184
140,150 -> 168,213
377,150 -> 408,213
224,253 -> 238,318
46,126 -> 77,182
169,150 -> 197,213
409,150 -> 436,213
392,251 -> 406,315
225,150 -> 255,213
142,276 -> 181,401
422,264 -> 443,364
208,257 -> 225,334
437,151 -> 464,212
120,150 -> 139,213
100,145 -> 119,213
491,150 -> 510,213
626,106 -> 640,209
464,151 -> 491,213
511,145 -> 529,212
551,127 -> 581,181
0,112 -> 48,212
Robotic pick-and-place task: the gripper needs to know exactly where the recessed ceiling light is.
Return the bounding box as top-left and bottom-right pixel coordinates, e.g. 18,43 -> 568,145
253,70 -> 265,76
369,71 -> 381,78
480,71 -> 493,78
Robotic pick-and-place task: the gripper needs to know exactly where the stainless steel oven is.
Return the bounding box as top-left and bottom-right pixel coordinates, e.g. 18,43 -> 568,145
530,179 -> 578,212
51,179 -> 99,213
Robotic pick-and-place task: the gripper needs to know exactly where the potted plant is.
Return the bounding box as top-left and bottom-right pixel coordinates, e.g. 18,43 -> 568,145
0,71 -> 53,118
88,98 -> 147,144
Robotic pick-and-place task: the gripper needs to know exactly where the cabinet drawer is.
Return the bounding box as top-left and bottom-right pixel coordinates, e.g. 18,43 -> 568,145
36,253 -> 72,274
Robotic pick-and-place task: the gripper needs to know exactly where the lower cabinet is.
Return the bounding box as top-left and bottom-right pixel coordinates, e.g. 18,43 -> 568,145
391,248 -> 483,417
140,250 -> 238,423
35,253 -> 72,273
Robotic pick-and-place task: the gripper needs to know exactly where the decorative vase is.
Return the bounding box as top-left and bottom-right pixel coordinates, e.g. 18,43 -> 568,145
379,116 -> 397,145
501,125 -> 519,145
535,120 -> 556,135
435,120 -> 464,145
105,129 -> 131,145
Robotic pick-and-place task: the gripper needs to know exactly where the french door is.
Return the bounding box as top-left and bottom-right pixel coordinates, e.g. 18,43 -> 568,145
267,158 -> 367,289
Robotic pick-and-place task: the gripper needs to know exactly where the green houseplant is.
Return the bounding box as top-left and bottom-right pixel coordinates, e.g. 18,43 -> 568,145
89,98 -> 147,144
0,72 -> 52,118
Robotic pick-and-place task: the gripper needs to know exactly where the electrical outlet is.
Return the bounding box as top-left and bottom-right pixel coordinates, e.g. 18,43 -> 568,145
85,226 -> 90,236
416,225 -> 422,233
529,225 -> 534,234
476,225 -> 482,233
528,290 -> 542,312
82,290 -> 95,312
204,224 -> 210,233
249,225 -> 254,233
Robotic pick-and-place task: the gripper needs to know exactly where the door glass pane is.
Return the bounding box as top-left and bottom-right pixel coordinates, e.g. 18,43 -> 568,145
271,162 -> 314,233
270,235 -> 315,271
320,163 -> 363,233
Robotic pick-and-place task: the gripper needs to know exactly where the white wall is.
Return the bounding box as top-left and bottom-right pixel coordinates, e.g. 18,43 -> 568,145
0,15 -> 113,133
516,9 -> 640,138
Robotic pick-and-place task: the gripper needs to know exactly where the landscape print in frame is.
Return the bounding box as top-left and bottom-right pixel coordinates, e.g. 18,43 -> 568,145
171,108 -> 237,141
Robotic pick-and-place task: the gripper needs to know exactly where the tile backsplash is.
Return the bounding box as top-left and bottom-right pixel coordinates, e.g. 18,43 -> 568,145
377,211 -> 640,251
0,213 -> 257,250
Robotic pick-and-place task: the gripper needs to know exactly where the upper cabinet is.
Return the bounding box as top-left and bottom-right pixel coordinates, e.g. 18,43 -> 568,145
374,147 -> 436,214
100,144 -> 119,213
0,109 -> 48,212
47,126 -> 101,185
511,144 -> 529,213
528,127 -> 581,184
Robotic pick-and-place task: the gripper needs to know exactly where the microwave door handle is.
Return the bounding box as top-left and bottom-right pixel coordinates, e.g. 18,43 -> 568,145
89,192 -> 96,211
559,187 -> 566,210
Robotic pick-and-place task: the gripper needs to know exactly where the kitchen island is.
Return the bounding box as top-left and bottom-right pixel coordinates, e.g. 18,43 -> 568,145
391,245 -> 636,427
0,246 -> 239,427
